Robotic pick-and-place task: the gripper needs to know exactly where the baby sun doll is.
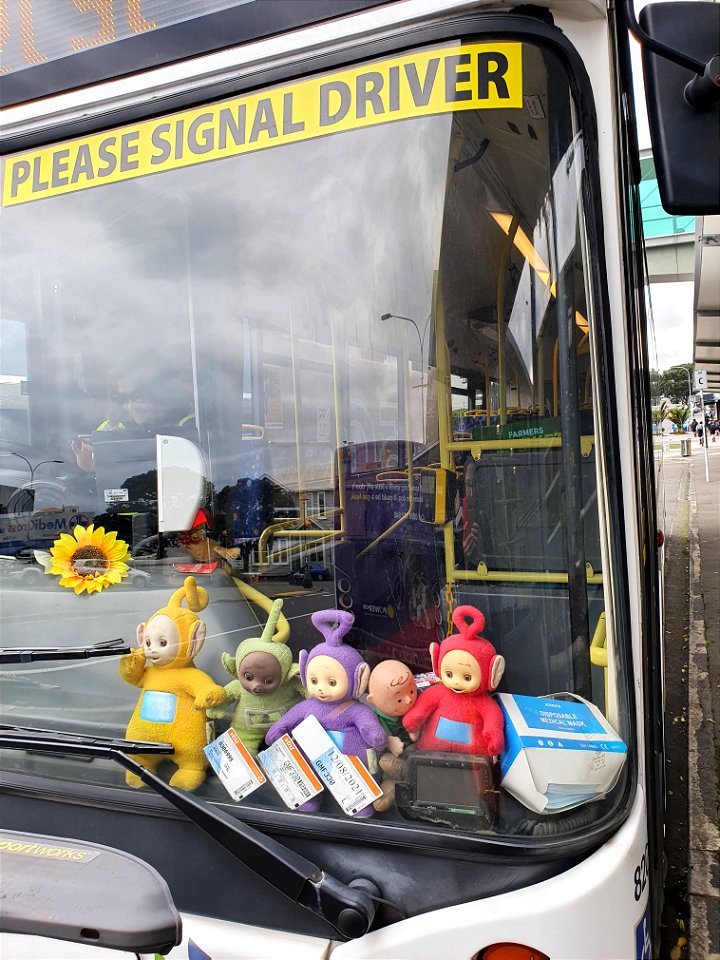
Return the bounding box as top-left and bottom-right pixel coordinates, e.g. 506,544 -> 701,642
402,605 -> 505,757
366,659 -> 418,812
265,609 -> 387,816
178,509 -> 241,570
206,598 -> 304,755
119,576 -> 226,791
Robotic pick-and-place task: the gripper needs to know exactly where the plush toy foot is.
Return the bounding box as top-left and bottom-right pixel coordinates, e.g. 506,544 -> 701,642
352,803 -> 375,818
298,796 -> 322,813
169,768 -> 206,791
379,753 -> 406,779
125,771 -> 145,789
372,780 -> 396,813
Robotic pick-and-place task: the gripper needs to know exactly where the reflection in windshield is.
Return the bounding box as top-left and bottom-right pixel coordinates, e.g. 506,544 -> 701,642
0,41 -> 624,842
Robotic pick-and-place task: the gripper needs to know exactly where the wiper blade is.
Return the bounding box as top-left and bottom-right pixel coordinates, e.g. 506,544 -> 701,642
0,638 -> 130,664
0,724 -> 173,757
0,726 -> 383,939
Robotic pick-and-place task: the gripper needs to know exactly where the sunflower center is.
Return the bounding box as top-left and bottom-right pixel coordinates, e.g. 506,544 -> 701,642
70,545 -> 109,576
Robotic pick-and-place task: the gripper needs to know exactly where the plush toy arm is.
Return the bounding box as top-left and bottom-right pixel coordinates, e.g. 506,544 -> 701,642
402,683 -> 442,734
356,711 -> 388,752
222,679 -> 242,704
206,680 -> 240,719
265,701 -> 305,746
480,696 -> 506,756
197,683 -> 226,710
182,670 -> 226,710
118,651 -> 146,687
289,672 -> 307,699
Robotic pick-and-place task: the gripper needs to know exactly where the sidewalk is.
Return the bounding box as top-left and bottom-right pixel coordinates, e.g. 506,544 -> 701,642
665,436 -> 720,959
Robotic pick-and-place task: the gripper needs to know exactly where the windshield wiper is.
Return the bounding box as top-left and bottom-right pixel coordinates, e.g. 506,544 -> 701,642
0,638 -> 129,664
0,725 -> 174,757
0,725 -> 384,940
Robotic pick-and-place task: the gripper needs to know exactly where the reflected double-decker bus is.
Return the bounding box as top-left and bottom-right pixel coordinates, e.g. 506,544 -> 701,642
335,439 -> 444,671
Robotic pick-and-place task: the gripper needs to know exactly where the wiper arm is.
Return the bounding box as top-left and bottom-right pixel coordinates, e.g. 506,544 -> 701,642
0,726 -> 382,940
0,638 -> 129,664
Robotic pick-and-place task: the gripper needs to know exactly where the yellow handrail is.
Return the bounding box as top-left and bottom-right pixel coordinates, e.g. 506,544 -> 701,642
453,561 -> 603,585
447,435 -> 595,459
240,423 -> 265,439
257,510 -> 342,567
231,576 -> 290,644
590,610 -> 608,711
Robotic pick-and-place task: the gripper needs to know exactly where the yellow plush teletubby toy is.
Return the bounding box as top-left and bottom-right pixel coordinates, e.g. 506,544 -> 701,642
119,576 -> 226,791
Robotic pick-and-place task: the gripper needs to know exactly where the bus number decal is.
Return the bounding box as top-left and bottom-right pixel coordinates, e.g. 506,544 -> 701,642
633,842 -> 649,901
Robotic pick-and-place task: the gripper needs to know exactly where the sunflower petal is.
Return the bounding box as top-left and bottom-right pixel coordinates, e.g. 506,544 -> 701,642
88,526 -> 107,547
51,537 -> 76,559
107,544 -> 129,561
73,525 -> 90,545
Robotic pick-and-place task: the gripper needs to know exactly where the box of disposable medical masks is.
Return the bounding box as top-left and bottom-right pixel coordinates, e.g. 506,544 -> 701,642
497,694 -> 627,814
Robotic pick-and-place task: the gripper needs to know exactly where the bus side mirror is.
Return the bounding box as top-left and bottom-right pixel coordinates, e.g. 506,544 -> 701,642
639,2 -> 720,214
419,468 -> 456,525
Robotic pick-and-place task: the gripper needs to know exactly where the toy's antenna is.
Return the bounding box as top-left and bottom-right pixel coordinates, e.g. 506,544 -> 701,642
261,598 -> 284,643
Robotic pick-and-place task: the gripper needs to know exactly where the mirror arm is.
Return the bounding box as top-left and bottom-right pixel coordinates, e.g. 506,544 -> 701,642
623,0 -> 705,74
683,55 -> 720,109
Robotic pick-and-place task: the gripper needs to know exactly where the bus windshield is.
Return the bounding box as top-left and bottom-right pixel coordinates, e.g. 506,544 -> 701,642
0,36 -> 629,845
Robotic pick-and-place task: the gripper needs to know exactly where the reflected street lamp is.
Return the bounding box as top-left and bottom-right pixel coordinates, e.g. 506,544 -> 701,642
9,453 -> 64,486
381,312 -> 429,436
2,454 -> 64,549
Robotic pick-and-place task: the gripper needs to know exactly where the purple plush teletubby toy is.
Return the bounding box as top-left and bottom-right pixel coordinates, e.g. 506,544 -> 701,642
265,609 -> 386,816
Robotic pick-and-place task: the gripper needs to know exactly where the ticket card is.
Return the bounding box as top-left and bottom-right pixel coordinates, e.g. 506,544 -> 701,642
257,735 -> 324,809
204,729 -> 266,801
290,715 -> 382,816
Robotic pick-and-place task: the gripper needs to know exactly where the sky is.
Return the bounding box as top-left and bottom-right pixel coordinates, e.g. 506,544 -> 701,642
649,282 -> 695,370
632,0 -> 696,372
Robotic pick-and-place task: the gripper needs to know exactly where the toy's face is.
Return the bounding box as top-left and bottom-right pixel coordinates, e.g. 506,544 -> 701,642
367,660 -> 418,717
440,649 -> 482,694
140,614 -> 181,666
179,526 -> 207,546
239,651 -> 282,696
306,654 -> 349,702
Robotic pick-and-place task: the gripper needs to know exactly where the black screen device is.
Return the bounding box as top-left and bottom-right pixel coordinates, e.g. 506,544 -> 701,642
395,750 -> 499,829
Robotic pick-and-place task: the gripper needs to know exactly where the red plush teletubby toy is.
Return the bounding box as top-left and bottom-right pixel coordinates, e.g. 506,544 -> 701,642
402,605 -> 505,756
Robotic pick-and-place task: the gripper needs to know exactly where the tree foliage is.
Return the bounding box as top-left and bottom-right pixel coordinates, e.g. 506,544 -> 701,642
652,363 -> 694,404
667,405 -> 689,431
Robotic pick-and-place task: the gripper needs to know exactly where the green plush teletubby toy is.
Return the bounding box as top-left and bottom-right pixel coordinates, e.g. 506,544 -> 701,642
207,598 -> 304,754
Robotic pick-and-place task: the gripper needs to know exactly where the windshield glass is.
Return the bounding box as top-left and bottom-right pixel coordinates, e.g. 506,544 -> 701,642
0,37 -> 629,843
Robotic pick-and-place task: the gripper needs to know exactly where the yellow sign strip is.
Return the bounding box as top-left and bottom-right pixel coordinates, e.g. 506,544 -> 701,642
3,42 -> 522,207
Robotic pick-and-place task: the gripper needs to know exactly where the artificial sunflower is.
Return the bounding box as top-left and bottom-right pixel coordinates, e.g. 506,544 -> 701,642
49,524 -> 130,595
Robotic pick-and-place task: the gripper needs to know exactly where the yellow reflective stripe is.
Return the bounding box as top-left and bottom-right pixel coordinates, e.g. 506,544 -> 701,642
96,420 -> 125,431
